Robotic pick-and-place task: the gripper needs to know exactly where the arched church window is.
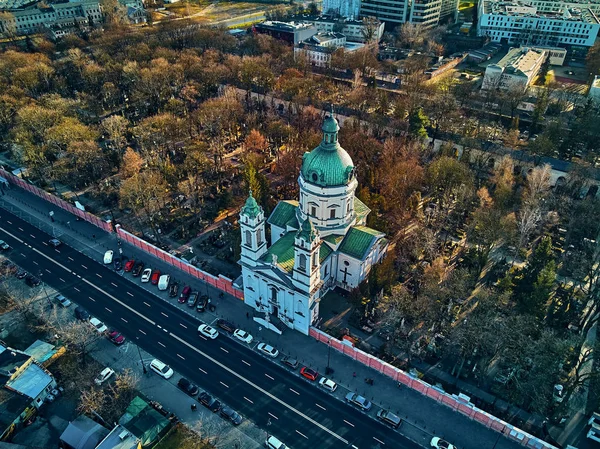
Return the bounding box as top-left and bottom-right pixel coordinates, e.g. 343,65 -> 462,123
298,254 -> 307,271
245,230 -> 251,246
311,206 -> 317,216
330,209 -> 336,219
256,230 -> 262,245
312,253 -> 318,268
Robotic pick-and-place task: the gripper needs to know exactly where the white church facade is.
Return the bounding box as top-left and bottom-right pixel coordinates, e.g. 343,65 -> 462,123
238,112 -> 388,335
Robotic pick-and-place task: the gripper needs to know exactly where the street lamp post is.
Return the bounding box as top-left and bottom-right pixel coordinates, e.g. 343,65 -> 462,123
136,338 -> 147,374
326,338 -> 332,374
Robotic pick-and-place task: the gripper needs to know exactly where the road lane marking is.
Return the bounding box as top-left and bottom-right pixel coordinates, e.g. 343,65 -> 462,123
111,282 -> 118,287
6,221 -> 11,224
96,273 -> 102,278
265,374 -> 274,380
242,360 -> 251,367
127,292 -> 134,297
315,403 -> 326,411
296,430 -> 308,440
289,388 -> 299,395
30,234 -> 36,238
198,334 -> 207,341
220,381 -> 229,388
18,227 -> 23,231
74,287 -> 80,292
169,332 -> 348,444
81,265 -> 88,269
199,368 -> 207,374
268,412 -> 278,420
42,242 -> 48,246
161,312 -> 169,318
180,323 -> 187,329
55,249 -> 60,253
68,257 -> 74,261
373,437 -> 385,445
59,278 -> 65,282
343,420 -> 355,427
244,397 -> 254,404
105,307 -> 112,313
32,261 -> 38,265
139,329 -> 146,335
45,269 -> 51,273
20,253 -> 26,257
177,354 -> 185,360
89,297 -> 95,302
143,302 -> 151,307
158,342 -> 166,348
220,347 -> 229,353
121,318 -> 128,323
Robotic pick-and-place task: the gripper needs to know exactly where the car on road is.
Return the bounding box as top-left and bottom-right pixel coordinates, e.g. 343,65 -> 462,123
198,324 -> 218,339
149,359 -> 174,379
124,259 -> 135,272
377,409 -> 401,428
150,269 -> 161,285
177,377 -> 199,396
300,367 -> 319,381
114,258 -> 122,271
281,356 -> 299,369
257,343 -> 279,358
158,274 -> 170,291
168,282 -> 179,298
89,317 -> 108,333
430,437 -> 455,449
319,377 -> 337,392
25,275 -> 40,287
233,329 -> 253,344
48,239 -> 62,248
141,268 -> 152,283
179,285 -> 191,303
132,262 -> 145,277
108,330 -> 126,345
94,367 -> 115,385
16,269 -> 27,279
103,250 -> 113,264
220,406 -> 243,425
216,319 -> 235,334
0,240 -> 10,250
55,294 -> 71,307
75,306 -> 90,321
186,291 -> 198,308
265,436 -> 287,449
195,295 -> 209,312
198,392 -> 221,412
345,392 -> 372,411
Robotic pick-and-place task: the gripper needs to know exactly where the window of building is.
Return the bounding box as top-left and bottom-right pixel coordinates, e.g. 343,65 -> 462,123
298,254 -> 307,271
245,230 -> 251,246
312,253 -> 318,268
256,230 -> 262,245
311,206 -> 317,216
330,209 -> 336,219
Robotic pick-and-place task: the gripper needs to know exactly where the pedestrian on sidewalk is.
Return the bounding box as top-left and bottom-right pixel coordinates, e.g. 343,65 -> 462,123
191,403 -> 197,411
246,312 -> 249,319
352,372 -> 356,378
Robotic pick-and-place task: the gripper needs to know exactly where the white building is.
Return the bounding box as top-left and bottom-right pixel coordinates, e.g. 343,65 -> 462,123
239,113 -> 388,335
294,32 -> 363,68
323,0 -> 362,19
298,15 -> 385,43
409,0 -> 443,28
477,0 -> 600,47
483,47 -> 547,90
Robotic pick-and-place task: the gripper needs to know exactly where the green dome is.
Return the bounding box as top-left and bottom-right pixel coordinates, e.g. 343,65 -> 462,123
322,114 -> 340,133
241,190 -> 261,218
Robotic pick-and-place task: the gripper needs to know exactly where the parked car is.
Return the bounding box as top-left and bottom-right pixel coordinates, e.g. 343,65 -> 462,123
187,291 -> 198,308
75,306 -> 90,321
345,392 -> 372,411
198,392 -> 221,412
265,435 -> 287,449
377,409 -> 401,428
25,275 -> 40,287
177,378 -> 199,396
150,269 -> 161,285
158,274 -> 170,291
94,367 -> 115,385
0,240 -> 10,250
89,317 -> 108,333
216,319 -> 235,334
108,330 -> 125,345
300,367 -> 318,381
281,356 -> 299,369
124,259 -> 135,272
132,262 -> 145,277
220,406 -> 243,425
430,437 -> 455,449
16,269 -> 27,279
179,286 -> 191,303
103,250 -> 113,264
195,295 -> 209,312
141,268 -> 152,283
198,324 -> 218,340
48,239 -> 62,248
55,294 -> 71,307
233,329 -> 253,344
114,258 -> 122,271
149,359 -> 173,379
168,282 -> 179,298
318,377 -> 337,392
257,343 -> 279,358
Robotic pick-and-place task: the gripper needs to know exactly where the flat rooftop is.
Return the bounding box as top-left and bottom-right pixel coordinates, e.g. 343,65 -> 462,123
0,346 -> 30,380
482,0 -> 600,22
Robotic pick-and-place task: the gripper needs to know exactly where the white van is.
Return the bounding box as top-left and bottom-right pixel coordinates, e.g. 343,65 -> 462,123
149,359 -> 174,379
158,274 -> 170,291
265,436 -> 287,449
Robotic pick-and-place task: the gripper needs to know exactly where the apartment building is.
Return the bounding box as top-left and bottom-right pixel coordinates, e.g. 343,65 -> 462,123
359,0 -> 411,25
440,0 -> 460,21
293,15 -> 385,42
477,0 -> 600,47
482,46 -> 547,90
322,0 -> 362,18
408,0 -> 443,27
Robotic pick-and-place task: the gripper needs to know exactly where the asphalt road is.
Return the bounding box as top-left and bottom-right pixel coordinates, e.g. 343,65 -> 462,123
0,208 -> 424,449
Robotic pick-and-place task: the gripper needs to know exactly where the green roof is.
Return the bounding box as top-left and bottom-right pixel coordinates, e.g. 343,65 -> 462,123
119,396 -> 170,447
297,219 -> 318,242
301,145 -> 354,187
241,191 -> 261,219
338,226 -> 383,260
354,197 -> 371,221
262,232 -> 332,273
323,234 -> 345,246
268,201 -> 298,228
322,113 -> 340,134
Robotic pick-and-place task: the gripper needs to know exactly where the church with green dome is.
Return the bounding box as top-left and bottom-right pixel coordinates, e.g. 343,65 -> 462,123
238,112 -> 388,335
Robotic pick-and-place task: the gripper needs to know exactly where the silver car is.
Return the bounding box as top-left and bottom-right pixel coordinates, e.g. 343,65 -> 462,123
345,392 -> 372,411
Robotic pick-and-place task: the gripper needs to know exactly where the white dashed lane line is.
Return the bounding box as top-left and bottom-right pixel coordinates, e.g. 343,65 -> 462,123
296,430 -> 309,440
32,261 -> 38,265
290,388 -> 300,395
315,403 -> 326,411
373,437 -> 385,445
343,420 -> 355,428
268,412 -> 279,420
143,302 -> 151,307
265,373 -> 274,380
177,354 -> 185,360
30,234 -> 35,239
42,242 -> 48,246
59,278 -> 65,282
180,323 -> 187,329
220,381 -> 229,388
121,318 -> 128,323
89,296 -> 96,302
20,253 -> 26,257
81,265 -> 88,269
105,307 -> 112,313
244,397 -> 254,404
199,368 -> 207,374
242,360 -> 251,367
111,282 -> 118,287
127,292 -> 134,297
18,227 -> 23,231
45,269 -> 51,274
6,221 -> 11,225
220,347 -> 229,353
161,312 -> 169,318
74,287 -> 80,292
68,257 -> 74,261
158,342 -> 166,348
139,329 -> 146,335
96,273 -> 102,278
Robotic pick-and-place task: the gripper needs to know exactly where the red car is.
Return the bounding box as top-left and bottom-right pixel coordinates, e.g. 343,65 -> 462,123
178,286 -> 191,304
151,269 -> 161,285
108,330 -> 126,345
124,259 -> 135,272
300,367 -> 319,381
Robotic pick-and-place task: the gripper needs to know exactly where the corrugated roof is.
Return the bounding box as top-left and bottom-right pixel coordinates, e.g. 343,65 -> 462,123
0,388 -> 30,430
268,201 -> 298,228
25,340 -> 57,365
338,226 -> 383,260
119,397 -> 170,447
6,363 -> 52,399
323,234 -> 344,246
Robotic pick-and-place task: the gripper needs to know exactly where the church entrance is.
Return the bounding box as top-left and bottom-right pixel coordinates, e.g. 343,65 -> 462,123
272,305 -> 279,317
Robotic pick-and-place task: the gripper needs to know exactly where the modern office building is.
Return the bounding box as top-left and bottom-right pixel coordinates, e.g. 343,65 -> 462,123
482,47 -> 547,90
322,0 -> 362,18
477,0 -> 600,47
408,0 -> 443,27
359,0 -> 411,25
440,0 -> 460,21
293,15 -> 385,42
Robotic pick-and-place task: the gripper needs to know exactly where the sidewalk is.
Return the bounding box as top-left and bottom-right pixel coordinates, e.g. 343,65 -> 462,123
0,184 -> 527,449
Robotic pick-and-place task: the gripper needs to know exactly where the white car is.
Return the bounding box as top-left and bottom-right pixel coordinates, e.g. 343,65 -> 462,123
94,367 -> 115,385
257,343 -> 279,358
103,250 -> 113,264
198,324 -> 218,340
233,329 -> 253,344
141,268 -> 152,283
319,377 -> 338,392
89,317 -> 108,333
265,435 -> 287,449
149,359 -> 174,379
0,240 -> 10,250
431,437 -> 455,449
158,274 -> 170,291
